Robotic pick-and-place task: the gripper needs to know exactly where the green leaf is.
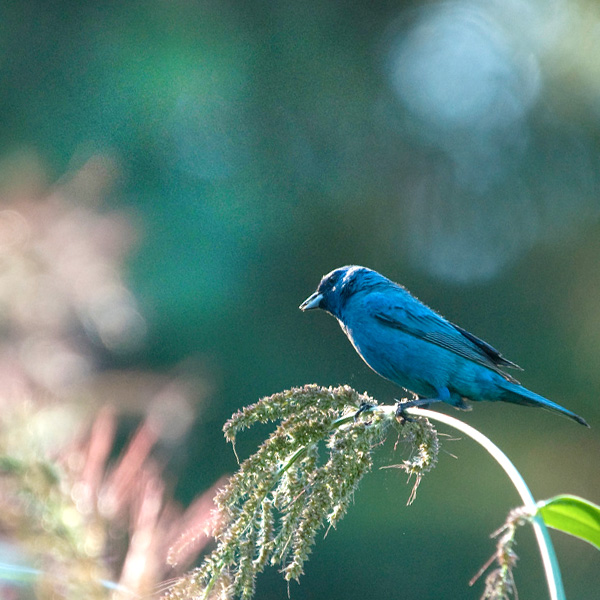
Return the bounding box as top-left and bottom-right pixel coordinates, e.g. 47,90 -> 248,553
537,495 -> 600,550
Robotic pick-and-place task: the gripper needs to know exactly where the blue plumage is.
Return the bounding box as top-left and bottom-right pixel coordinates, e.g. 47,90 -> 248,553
300,266 -> 588,426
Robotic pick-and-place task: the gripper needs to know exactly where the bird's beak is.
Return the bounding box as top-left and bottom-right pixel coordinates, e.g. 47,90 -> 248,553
299,292 -> 323,311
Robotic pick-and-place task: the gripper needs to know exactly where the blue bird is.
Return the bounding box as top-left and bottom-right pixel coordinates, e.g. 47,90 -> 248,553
300,266 -> 588,426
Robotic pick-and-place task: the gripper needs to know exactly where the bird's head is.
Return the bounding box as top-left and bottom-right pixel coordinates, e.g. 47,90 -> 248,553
299,265 -> 381,318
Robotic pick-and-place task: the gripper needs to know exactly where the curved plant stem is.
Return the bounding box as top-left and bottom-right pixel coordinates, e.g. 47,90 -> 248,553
399,406 -> 565,600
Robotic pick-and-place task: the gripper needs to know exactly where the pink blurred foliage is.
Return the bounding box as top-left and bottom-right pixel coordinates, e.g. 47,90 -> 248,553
0,153 -> 143,403
0,152 -> 220,598
64,407 -> 224,597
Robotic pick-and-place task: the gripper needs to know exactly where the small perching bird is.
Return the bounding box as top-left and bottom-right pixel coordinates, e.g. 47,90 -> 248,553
300,266 -> 588,426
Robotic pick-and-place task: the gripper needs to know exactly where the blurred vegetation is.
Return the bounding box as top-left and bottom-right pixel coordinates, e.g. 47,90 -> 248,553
0,0 -> 599,598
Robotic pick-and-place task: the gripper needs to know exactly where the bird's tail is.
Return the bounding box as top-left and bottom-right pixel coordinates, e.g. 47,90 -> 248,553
499,381 -> 589,427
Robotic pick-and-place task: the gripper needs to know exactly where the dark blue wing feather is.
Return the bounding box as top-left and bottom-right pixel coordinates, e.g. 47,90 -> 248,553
450,323 -> 522,370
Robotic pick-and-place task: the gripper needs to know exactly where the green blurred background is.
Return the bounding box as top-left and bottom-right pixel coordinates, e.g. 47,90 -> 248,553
2,0 -> 599,597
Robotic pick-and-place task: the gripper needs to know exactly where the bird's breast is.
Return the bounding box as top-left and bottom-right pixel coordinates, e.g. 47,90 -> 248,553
339,315 -> 449,397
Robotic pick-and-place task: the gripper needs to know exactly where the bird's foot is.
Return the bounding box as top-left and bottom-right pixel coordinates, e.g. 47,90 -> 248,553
394,400 -> 416,423
395,397 -> 442,422
354,402 -> 374,421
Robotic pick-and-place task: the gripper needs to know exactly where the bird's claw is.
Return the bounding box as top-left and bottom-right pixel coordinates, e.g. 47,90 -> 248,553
395,399 -> 417,423
354,402 -> 374,421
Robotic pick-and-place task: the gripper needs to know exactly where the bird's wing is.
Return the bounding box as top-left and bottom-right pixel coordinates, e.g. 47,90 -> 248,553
449,323 -> 522,370
368,293 -> 522,383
